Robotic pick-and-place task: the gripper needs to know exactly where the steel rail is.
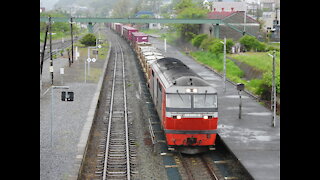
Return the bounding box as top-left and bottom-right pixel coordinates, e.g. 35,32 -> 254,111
200,155 -> 219,180
102,45 -> 117,180
101,38 -> 132,180
119,41 -> 131,180
177,152 -> 195,180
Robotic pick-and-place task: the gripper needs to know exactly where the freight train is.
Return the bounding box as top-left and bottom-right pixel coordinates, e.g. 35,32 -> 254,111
109,23 -> 219,154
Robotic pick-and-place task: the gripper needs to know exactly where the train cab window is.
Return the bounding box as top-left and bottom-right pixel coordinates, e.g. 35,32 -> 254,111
166,94 -> 191,108
193,94 -> 217,108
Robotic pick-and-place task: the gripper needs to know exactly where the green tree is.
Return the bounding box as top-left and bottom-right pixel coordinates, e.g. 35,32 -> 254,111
80,33 -> 96,46
192,34 -> 208,48
239,35 -> 260,52
208,38 -> 234,54
174,0 -> 208,41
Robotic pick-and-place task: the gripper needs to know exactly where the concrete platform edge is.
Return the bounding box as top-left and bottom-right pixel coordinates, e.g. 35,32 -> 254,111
68,41 -> 112,180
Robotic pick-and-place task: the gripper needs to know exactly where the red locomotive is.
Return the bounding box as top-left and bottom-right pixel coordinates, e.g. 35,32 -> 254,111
149,58 -> 218,154
109,23 -> 219,154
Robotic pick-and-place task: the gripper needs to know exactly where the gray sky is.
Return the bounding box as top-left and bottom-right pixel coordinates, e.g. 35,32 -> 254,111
40,0 -> 60,10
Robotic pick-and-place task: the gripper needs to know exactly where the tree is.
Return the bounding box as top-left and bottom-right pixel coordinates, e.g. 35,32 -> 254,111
80,33 -> 96,46
192,34 -> 208,48
174,0 -> 208,41
111,0 -> 131,18
208,38 -> 234,54
239,35 -> 259,52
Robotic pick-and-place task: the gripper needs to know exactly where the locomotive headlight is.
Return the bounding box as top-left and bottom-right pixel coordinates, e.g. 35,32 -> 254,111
203,115 -> 209,119
176,115 -> 182,119
186,89 -> 191,93
193,89 -> 197,93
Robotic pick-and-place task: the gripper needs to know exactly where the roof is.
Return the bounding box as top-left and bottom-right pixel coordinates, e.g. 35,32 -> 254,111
135,11 -> 155,17
132,32 -> 148,37
155,58 -> 209,87
207,11 -> 236,20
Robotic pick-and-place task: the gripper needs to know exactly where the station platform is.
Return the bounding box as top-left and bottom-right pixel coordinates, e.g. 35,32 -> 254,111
40,43 -> 111,180
149,37 -> 280,180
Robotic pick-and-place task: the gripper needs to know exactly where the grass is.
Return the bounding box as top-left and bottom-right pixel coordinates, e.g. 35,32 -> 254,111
190,51 -> 245,83
229,52 -> 280,72
190,51 -> 281,96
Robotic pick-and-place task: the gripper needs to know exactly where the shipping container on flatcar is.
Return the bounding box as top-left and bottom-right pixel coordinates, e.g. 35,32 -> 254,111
122,26 -> 138,42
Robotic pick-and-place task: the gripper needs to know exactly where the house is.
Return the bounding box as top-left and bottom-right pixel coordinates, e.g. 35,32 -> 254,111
201,10 -> 260,41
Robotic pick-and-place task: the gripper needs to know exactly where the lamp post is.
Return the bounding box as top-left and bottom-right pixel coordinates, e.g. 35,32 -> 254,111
268,51 -> 277,127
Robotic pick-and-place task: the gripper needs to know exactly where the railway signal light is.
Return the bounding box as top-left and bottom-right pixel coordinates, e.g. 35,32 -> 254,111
61,91 -> 74,101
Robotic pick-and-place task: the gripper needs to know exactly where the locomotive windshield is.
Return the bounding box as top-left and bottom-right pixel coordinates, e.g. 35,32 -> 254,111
166,94 -> 191,108
166,94 -> 217,109
194,95 -> 217,108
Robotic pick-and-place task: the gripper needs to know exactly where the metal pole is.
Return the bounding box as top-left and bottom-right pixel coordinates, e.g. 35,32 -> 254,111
49,16 -> 54,85
70,17 -> 74,64
244,9 -> 246,35
40,24 -> 49,95
223,37 -> 226,93
239,91 -> 242,119
272,51 -> 276,127
51,86 -> 54,147
165,38 -> 167,52
88,48 -> 91,76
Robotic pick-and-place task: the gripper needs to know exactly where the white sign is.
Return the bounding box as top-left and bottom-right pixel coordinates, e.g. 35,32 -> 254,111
87,58 -> 91,62
98,45 -> 102,48
49,66 -> 54,72
60,68 -> 64,74
91,58 -> 96,62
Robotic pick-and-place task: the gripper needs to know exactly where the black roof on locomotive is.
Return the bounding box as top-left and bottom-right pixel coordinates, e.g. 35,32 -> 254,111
156,57 -> 210,86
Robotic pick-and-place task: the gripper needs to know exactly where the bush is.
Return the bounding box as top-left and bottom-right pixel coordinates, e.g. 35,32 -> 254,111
239,35 -> 260,52
200,37 -> 215,50
79,33 -> 96,46
191,34 -> 208,48
256,41 -> 266,52
208,38 -> 234,54
266,45 -> 280,52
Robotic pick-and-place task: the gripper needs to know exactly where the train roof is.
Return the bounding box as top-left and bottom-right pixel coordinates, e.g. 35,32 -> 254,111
153,57 -> 211,87
132,32 -> 148,37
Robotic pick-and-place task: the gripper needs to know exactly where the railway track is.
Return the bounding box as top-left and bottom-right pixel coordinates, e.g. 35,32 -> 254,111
176,152 -> 223,180
94,37 -> 136,180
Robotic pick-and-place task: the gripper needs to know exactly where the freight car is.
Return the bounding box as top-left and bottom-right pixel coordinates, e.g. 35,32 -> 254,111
108,23 -> 219,154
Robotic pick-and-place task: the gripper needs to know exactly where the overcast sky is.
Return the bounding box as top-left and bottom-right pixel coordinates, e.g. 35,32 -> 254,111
40,0 -> 60,10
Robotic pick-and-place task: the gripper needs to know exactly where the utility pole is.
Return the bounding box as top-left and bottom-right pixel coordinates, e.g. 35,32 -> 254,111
243,4 -> 247,36
268,51 -> 277,127
70,17 -> 74,64
49,16 -> 54,85
40,24 -> 49,94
